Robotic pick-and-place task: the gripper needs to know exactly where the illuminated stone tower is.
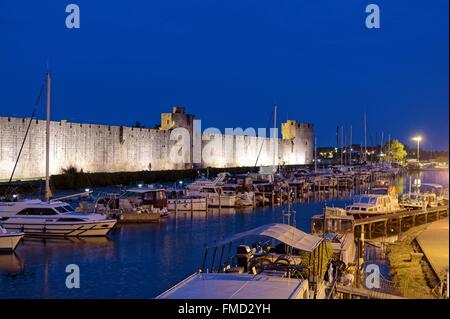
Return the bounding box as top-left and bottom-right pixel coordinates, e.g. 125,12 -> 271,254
160,106 -> 195,168
281,120 -> 314,164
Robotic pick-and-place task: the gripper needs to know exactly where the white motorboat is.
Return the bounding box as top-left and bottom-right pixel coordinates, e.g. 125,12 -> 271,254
187,186 -> 236,208
186,172 -> 229,193
165,189 -> 207,211
400,192 -> 439,209
345,184 -> 402,218
399,183 -> 445,209
345,193 -> 402,218
0,75 -> 115,237
0,223 -> 23,251
222,184 -> 254,207
0,200 -> 117,237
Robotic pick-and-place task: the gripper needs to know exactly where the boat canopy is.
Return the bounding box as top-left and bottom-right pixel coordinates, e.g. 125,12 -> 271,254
214,223 -> 323,253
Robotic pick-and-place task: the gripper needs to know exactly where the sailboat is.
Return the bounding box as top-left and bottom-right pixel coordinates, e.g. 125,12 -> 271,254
0,73 -> 117,237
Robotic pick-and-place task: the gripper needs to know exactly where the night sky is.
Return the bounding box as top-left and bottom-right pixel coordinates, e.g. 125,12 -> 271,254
0,0 -> 448,150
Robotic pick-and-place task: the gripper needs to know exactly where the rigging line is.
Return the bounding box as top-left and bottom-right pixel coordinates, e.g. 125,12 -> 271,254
254,108 -> 274,167
4,78 -> 46,197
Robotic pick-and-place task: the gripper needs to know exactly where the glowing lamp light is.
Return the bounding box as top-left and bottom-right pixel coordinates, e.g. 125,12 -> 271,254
138,184 -> 143,188
413,178 -> 421,187
411,135 -> 423,162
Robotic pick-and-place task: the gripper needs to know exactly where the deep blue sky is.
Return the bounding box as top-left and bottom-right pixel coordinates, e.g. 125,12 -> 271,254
0,0 -> 448,150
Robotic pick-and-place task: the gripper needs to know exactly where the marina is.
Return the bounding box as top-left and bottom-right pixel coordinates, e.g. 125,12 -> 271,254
0,169 -> 447,298
0,1 -> 448,305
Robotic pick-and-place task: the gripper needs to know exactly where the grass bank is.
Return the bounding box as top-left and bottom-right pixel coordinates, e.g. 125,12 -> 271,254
386,225 -> 438,299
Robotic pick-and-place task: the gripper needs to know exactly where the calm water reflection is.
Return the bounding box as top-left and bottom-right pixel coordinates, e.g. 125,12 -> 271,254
1,170 -> 447,298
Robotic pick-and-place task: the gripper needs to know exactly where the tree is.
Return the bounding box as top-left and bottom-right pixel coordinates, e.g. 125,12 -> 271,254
133,121 -> 145,128
385,139 -> 407,162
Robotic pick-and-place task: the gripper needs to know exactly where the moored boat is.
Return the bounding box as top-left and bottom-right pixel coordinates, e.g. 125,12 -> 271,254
165,189 -> 207,211
399,183 -> 446,209
311,207 -> 356,266
187,185 -> 236,208
345,193 -> 402,218
157,223 -> 333,299
94,187 -> 169,222
0,200 -> 116,237
0,222 -> 24,251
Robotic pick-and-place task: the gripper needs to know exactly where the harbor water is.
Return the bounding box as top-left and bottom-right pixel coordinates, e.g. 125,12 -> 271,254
0,170 -> 447,298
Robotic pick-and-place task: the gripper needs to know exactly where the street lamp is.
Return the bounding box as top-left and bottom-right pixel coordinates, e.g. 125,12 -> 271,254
412,136 -> 422,162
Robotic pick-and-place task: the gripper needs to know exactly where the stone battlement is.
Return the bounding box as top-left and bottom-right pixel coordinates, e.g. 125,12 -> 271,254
0,108 -> 314,180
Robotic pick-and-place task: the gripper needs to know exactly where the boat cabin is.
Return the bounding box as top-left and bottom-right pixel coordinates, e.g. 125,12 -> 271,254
199,186 -> 224,196
122,188 -> 167,209
311,207 -> 356,265
311,207 -> 354,236
346,194 -> 400,216
0,200 -> 76,219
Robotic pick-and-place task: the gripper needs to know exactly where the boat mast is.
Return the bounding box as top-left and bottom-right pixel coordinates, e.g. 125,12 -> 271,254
4,79 -> 45,198
335,125 -> 339,162
273,104 -> 277,172
314,137 -> 317,172
340,126 -> 344,165
364,112 -> 367,162
45,72 -> 51,202
349,125 -> 352,165
387,133 -> 391,163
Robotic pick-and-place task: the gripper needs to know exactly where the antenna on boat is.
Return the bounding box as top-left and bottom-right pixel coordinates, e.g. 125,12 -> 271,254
45,72 -> 52,202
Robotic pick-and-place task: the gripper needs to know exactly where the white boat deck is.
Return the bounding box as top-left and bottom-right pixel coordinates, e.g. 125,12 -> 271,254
157,272 -> 309,299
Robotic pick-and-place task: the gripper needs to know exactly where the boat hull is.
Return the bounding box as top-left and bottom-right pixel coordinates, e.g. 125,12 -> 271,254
2,220 -> 117,237
347,210 -> 405,219
0,233 -> 23,251
168,198 -> 207,211
119,212 -> 160,223
205,196 -> 236,208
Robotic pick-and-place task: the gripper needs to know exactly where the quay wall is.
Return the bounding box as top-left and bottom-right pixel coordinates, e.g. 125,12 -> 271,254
0,116 -> 313,180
